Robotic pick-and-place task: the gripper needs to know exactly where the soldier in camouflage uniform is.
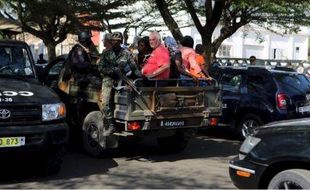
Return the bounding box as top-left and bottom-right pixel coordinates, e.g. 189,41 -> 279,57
98,32 -> 142,135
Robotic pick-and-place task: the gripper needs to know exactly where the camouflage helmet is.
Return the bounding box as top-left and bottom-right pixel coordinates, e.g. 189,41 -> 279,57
103,33 -> 112,40
111,32 -> 123,41
78,30 -> 92,42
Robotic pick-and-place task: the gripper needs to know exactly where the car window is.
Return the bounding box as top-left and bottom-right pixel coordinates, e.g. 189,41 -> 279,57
0,46 -> 34,77
274,73 -> 310,94
247,75 -> 266,93
221,73 -> 242,92
48,62 -> 64,75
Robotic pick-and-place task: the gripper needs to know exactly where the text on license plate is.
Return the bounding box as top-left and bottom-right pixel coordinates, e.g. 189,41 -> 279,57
0,137 -> 25,148
298,105 -> 310,113
160,120 -> 185,127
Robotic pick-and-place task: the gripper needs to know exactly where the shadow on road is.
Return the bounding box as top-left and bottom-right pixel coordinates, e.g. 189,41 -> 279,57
0,127 -> 239,188
88,126 -> 240,164
0,151 -> 118,186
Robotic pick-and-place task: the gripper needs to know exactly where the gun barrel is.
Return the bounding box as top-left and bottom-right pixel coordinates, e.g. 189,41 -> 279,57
114,68 -> 141,95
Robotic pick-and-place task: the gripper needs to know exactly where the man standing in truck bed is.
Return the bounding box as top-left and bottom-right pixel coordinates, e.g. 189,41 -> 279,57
98,32 -> 142,135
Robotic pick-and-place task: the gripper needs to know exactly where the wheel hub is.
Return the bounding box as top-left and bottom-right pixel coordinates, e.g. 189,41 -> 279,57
241,119 -> 259,137
276,180 -> 303,189
86,123 -> 99,147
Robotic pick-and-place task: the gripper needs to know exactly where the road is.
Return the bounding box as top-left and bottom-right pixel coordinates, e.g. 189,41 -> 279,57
0,129 -> 240,189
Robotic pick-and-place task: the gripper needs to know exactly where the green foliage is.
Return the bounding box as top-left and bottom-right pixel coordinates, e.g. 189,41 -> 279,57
2,0 -> 132,60
234,0 -> 310,33
153,0 -> 310,61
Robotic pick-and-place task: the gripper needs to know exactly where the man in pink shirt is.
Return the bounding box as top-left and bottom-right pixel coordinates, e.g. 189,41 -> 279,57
142,32 -> 170,79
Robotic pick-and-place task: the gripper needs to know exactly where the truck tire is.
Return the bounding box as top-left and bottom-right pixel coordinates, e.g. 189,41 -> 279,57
41,145 -> 65,175
157,132 -> 188,153
236,114 -> 263,139
82,111 -> 107,157
268,169 -> 310,189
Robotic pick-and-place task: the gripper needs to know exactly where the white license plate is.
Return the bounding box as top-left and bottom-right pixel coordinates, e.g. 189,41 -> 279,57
0,137 -> 25,148
160,120 -> 185,127
298,105 -> 310,113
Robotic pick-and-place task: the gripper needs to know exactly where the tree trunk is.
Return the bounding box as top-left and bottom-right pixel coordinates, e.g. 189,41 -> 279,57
155,0 -> 183,42
201,33 -> 213,68
46,42 -> 56,62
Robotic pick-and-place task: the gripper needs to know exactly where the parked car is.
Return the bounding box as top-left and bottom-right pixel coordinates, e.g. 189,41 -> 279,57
229,118 -> 310,189
0,40 -> 68,174
37,54 -> 67,88
216,65 -> 310,138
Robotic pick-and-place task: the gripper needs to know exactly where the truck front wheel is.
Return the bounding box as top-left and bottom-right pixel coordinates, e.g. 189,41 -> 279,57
157,132 -> 189,153
82,111 -> 107,157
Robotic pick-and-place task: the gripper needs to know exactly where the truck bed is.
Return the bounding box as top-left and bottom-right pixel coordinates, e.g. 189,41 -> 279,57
114,79 -> 222,130
63,78 -> 222,130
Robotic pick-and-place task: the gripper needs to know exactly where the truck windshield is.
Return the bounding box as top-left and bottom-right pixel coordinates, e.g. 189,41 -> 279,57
0,46 -> 35,77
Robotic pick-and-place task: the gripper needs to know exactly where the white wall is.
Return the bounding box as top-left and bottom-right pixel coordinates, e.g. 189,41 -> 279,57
187,24 -> 310,61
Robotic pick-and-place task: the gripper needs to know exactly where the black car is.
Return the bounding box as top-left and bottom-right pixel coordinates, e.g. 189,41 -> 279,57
37,54 -> 67,87
0,40 -> 68,173
229,118 -> 310,189
216,65 -> 310,138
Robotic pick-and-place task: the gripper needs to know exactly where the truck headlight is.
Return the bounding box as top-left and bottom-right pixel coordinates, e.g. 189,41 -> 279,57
239,136 -> 261,160
42,103 -> 66,121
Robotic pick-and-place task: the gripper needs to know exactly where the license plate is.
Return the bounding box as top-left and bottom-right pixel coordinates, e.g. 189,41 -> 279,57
160,120 -> 185,127
298,105 -> 310,113
0,137 -> 25,148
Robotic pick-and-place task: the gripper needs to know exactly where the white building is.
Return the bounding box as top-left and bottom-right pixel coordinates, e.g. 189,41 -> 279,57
25,21 -> 310,62
184,24 -> 310,61
21,33 -> 77,61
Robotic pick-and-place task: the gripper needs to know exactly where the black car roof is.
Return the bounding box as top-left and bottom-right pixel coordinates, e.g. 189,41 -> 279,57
0,39 -> 29,46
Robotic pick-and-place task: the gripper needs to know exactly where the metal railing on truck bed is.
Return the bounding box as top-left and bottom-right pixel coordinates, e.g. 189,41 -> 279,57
114,79 -> 222,130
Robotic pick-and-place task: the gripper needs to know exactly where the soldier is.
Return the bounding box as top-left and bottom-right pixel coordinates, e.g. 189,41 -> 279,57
72,30 -> 98,66
62,30 -> 99,85
98,32 -> 142,135
102,33 -> 112,51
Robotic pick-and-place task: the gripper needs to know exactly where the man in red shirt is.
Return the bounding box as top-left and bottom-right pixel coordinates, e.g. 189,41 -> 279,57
142,32 -> 170,79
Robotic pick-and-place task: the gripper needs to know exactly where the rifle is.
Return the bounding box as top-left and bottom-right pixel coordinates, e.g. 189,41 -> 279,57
113,67 -> 156,118
113,67 -> 141,96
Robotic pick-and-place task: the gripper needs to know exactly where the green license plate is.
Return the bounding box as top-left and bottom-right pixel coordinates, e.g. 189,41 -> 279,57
0,137 -> 25,148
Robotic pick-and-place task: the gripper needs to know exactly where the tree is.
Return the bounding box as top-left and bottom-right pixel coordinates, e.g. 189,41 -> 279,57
153,0 -> 310,63
123,1 -> 163,38
4,0 -> 130,61
121,0 -> 191,45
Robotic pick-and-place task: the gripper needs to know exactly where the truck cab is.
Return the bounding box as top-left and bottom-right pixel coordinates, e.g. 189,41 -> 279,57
0,40 -> 68,174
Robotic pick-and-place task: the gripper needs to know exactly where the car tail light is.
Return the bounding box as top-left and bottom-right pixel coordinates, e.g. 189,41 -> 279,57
277,93 -> 288,109
210,118 -> 219,126
128,121 -> 141,131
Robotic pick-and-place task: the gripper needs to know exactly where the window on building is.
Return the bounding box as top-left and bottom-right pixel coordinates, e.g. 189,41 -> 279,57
295,47 -> 300,60
272,48 -> 284,59
218,45 -> 232,57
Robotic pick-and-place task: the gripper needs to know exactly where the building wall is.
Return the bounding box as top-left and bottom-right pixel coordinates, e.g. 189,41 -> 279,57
24,23 -> 309,62
187,25 -> 309,61
23,33 -> 78,62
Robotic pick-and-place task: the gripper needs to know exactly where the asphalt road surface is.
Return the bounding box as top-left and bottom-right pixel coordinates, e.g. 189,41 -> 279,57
0,128 -> 241,189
